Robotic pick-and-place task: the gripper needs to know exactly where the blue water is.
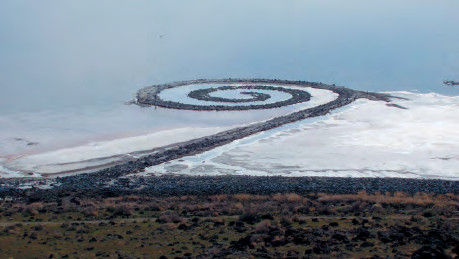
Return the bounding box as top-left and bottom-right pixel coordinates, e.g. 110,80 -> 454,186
0,0 -> 458,160
0,0 -> 458,114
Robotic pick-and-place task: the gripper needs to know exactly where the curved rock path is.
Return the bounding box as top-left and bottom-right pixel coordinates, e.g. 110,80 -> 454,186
2,79 -> 457,198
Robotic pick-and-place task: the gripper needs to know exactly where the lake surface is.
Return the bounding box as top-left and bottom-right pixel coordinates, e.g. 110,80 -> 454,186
1,0 -> 458,113
0,0 -> 458,173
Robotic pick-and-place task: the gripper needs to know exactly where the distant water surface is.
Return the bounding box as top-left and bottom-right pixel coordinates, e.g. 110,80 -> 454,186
0,0 -> 458,160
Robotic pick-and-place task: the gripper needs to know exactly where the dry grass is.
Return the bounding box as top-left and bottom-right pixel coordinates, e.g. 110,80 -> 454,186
1,192 -> 457,225
273,193 -> 303,203
254,220 -> 272,233
233,194 -> 271,202
0,192 -> 458,258
157,211 -> 183,223
318,191 -> 459,207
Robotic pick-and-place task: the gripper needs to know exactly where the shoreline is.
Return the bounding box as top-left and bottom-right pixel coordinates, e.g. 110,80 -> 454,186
1,175 -> 457,201
72,79 -> 392,179
3,79 -> 450,200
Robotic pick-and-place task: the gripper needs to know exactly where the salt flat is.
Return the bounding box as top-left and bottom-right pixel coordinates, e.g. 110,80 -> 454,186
146,92 -> 459,180
0,84 -> 338,177
1,87 -> 457,179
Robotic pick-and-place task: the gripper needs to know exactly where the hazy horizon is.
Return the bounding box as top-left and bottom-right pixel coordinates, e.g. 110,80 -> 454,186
1,0 -> 458,114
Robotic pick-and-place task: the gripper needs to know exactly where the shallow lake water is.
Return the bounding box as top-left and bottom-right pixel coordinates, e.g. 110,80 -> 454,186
0,0 -> 458,176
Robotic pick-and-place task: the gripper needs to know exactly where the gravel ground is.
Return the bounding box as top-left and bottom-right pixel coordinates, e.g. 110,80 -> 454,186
0,175 -> 457,202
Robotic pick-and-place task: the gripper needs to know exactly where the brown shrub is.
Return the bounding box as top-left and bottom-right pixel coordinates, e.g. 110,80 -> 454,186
23,206 -> 39,216
280,215 -> 292,227
316,204 -> 335,215
292,215 -> 307,224
254,220 -> 271,233
121,195 -> 143,202
318,192 -> 459,208
147,203 -> 162,211
83,207 -> 99,217
232,194 -> 267,202
273,193 -> 303,203
285,193 -> 303,203
112,205 -> 133,217
239,209 -> 261,224
209,194 -> 228,202
232,202 -> 244,212
371,203 -> 384,213
233,194 -> 254,202
157,211 -> 182,223
182,204 -> 200,212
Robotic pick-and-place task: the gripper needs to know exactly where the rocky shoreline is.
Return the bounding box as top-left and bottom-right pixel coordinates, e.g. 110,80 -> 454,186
2,79 -> 446,200
1,175 -> 458,202
80,79 -> 394,180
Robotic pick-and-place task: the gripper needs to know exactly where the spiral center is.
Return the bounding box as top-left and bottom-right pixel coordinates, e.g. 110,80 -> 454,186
139,81 -> 314,111
189,86 -> 273,103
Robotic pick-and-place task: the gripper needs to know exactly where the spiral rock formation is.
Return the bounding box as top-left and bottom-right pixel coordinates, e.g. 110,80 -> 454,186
0,79 -> 399,192
137,79 -> 347,111
3,79 -> 457,197
138,82 -> 314,110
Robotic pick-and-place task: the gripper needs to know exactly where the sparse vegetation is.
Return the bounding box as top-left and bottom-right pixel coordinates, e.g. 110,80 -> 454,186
0,192 -> 457,258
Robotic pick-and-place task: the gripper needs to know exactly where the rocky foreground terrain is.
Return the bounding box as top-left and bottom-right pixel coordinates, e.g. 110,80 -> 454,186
0,175 -> 457,201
